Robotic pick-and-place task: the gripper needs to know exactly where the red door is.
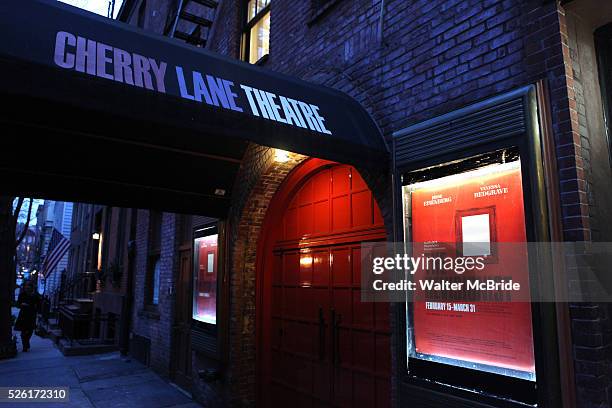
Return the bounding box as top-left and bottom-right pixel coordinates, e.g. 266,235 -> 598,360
266,164 -> 390,408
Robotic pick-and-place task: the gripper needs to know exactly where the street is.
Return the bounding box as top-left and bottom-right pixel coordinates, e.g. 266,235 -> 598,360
0,333 -> 200,408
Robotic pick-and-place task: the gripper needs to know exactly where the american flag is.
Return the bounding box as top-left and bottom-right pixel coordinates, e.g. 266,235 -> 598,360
42,228 -> 70,278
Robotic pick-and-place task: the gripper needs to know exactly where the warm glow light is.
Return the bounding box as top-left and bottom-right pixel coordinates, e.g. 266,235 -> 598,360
92,232 -> 100,240
97,234 -> 103,271
274,149 -> 290,163
300,256 -> 313,267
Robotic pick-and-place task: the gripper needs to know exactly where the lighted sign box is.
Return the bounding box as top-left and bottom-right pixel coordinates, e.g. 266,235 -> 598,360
193,232 -> 218,325
402,156 -> 536,382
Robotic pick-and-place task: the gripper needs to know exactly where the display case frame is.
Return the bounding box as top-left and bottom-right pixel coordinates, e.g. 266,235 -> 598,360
392,85 -> 564,408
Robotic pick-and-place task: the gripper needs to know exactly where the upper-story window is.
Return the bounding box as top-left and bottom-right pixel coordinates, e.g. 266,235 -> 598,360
242,0 -> 270,64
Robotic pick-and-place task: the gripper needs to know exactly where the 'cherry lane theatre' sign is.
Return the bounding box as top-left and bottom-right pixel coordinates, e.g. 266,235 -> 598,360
53,31 -> 333,136
0,0 -> 387,166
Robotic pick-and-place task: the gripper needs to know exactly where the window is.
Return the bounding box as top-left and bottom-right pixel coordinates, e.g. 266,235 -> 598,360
192,227 -> 218,324
242,0 -> 270,64
137,0 -> 147,29
151,258 -> 161,305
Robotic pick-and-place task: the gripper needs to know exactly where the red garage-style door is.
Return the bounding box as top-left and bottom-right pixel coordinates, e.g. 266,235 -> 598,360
267,164 -> 391,408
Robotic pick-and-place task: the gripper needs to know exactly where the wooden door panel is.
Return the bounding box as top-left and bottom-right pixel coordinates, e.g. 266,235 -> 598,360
313,360 -> 332,401
312,169 -> 330,202
312,288 -> 331,314
268,165 -> 389,408
351,190 -> 373,227
332,196 -> 351,230
283,287 -> 299,318
353,292 -> 374,328
337,327 -> 351,367
273,254 -> 283,285
299,253 -> 314,287
351,247 -> 362,286
353,372 -> 376,408
375,333 -> 391,375
331,248 -> 351,286
312,250 -> 330,286
375,378 -> 391,408
352,331 -> 375,371
332,166 -> 351,195
283,252 -> 300,285
296,288 -> 314,320
284,321 -> 315,355
351,170 -> 368,192
333,367 -> 352,408
375,302 -> 390,330
298,204 -> 314,236
271,318 -> 282,349
332,289 -> 352,326
272,287 -> 283,317
313,200 -> 330,234
285,206 -> 298,239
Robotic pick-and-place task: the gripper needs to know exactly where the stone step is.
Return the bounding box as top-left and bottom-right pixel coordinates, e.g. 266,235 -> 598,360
58,338 -> 118,357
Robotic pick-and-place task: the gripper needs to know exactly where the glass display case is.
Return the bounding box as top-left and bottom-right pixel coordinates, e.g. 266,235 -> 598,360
402,149 -> 536,382
192,231 -> 218,325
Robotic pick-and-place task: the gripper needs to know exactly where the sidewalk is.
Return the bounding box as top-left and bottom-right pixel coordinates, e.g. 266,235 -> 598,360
0,333 -> 201,408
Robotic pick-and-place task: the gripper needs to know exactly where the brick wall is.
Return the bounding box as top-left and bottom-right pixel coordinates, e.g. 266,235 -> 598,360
114,0 -> 612,405
131,210 -> 178,377
218,146 -> 393,406
562,4 -> 612,407
225,145 -> 305,406
204,1 -> 608,407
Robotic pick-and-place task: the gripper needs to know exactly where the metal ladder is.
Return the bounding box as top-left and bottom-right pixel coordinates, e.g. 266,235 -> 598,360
167,0 -> 218,47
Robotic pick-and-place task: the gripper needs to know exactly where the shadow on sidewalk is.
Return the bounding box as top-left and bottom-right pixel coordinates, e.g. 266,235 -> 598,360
1,329 -> 201,408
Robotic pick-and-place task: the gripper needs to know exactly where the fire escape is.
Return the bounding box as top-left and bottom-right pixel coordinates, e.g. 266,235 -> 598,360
165,0 -> 218,48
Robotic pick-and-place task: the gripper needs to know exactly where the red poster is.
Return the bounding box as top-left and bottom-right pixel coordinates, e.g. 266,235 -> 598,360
409,160 -> 535,376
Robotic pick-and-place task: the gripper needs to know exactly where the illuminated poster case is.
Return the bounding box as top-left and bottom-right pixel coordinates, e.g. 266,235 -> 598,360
402,151 -> 535,381
193,227 -> 219,325
391,86 -> 569,407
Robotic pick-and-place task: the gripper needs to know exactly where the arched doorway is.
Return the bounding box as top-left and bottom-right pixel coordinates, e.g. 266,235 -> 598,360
256,159 -> 391,407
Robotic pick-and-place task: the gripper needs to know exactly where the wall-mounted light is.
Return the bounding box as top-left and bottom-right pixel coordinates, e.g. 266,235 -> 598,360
92,232 -> 100,240
274,149 -> 290,163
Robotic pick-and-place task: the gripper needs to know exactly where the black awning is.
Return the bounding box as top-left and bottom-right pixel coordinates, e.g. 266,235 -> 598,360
0,0 -> 388,216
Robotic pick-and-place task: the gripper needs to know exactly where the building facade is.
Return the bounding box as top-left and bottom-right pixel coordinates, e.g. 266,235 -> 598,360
112,0 -> 612,407
37,200 -> 73,300
1,0 -> 610,407
60,204 -> 136,352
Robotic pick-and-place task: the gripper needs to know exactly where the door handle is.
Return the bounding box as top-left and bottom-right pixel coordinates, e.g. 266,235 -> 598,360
318,306 -> 325,360
335,312 -> 342,365
331,308 -> 342,366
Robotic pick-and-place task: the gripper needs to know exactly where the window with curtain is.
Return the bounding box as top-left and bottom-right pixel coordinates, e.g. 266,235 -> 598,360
242,0 -> 270,64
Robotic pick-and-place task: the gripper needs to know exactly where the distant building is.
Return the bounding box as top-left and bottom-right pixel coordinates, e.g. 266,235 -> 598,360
37,200 -> 73,299
113,1 -> 612,407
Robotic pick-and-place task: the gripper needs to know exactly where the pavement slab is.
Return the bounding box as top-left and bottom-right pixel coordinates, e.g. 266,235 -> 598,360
0,333 -> 201,407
